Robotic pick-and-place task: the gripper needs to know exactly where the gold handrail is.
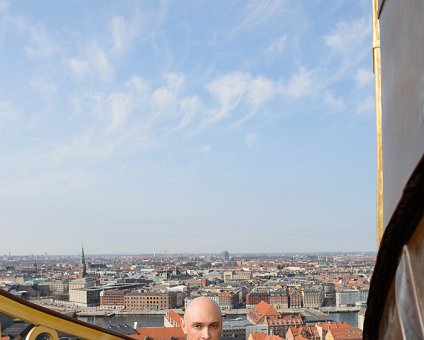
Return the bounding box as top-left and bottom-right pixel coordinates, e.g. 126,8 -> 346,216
0,289 -> 134,340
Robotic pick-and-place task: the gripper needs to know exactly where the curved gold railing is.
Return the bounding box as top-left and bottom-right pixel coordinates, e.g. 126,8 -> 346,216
0,289 -> 134,340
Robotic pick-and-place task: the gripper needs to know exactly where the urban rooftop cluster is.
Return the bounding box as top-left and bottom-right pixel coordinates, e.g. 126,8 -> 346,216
0,248 -> 374,339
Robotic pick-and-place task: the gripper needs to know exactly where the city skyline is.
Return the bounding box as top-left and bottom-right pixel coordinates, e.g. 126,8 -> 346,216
2,250 -> 377,257
0,1 -> 376,254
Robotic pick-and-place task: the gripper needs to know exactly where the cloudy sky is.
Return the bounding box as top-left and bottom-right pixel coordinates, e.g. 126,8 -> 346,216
0,0 -> 376,255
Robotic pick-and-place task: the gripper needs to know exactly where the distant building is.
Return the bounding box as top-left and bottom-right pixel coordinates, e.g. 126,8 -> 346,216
220,251 -> 230,262
100,290 -> 125,309
37,280 -> 69,296
248,332 -> 283,340
218,290 -> 238,309
288,287 -> 303,309
301,309 -> 333,326
124,291 -> 177,310
223,270 -> 252,282
68,277 -> 95,291
222,318 -> 253,338
164,310 -> 183,328
336,289 -> 364,307
286,325 -> 320,340
357,309 -> 366,330
315,322 -> 362,340
269,291 -> 288,309
247,301 -> 303,338
247,301 -> 280,325
69,287 -> 101,307
303,288 -> 323,308
322,283 -> 336,307
246,292 -> 270,308
267,315 -> 303,338
130,326 -> 185,340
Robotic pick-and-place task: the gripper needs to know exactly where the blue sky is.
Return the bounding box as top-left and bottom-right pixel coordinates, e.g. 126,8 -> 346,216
0,0 -> 376,255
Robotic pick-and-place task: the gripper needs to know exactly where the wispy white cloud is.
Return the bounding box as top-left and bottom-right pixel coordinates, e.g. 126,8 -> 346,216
70,91 -> 106,122
206,72 -> 248,121
231,76 -> 276,128
68,43 -> 112,81
110,11 -> 142,55
175,96 -> 201,130
165,73 -> 185,93
324,91 -> 344,110
45,130 -> 115,164
266,34 -> 287,56
282,67 -> 315,98
324,17 -> 370,55
107,93 -> 132,131
232,0 -> 288,37
248,76 -> 275,107
24,24 -> 59,58
126,75 -> 151,104
68,58 -> 89,77
323,15 -> 372,83
152,86 -> 178,117
206,72 -> 277,126
356,94 -> 374,115
91,43 -> 113,81
6,15 -> 60,58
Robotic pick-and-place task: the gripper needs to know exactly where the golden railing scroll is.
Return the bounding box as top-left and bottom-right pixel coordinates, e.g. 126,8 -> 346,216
0,288 -> 134,340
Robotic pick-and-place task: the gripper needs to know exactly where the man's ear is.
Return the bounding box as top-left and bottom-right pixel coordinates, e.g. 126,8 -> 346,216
182,320 -> 187,334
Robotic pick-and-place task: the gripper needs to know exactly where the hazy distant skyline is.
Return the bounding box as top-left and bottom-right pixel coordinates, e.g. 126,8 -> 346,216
0,1 -> 376,255
3,250 -> 377,258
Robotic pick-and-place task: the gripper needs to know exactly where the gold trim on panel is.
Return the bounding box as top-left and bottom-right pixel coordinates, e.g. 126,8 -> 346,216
372,0 -> 384,244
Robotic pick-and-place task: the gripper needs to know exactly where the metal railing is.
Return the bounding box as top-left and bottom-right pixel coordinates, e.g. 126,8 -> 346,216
0,288 -> 134,339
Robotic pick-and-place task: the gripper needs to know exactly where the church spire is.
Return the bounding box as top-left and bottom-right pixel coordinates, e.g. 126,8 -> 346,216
79,244 -> 87,278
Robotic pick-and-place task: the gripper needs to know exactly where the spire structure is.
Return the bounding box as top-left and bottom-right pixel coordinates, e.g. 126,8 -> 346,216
79,245 -> 87,278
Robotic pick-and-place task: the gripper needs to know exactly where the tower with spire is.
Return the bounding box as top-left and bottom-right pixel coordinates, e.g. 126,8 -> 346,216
79,245 -> 87,278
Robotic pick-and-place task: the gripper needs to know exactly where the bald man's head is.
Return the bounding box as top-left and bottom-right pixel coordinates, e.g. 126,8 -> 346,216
182,297 -> 223,340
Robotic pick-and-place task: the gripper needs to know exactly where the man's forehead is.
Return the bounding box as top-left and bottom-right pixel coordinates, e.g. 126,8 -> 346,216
190,320 -> 221,325
187,314 -> 222,323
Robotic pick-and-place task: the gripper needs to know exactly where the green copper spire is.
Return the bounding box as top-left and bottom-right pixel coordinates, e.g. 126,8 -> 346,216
79,244 -> 87,277
80,245 -> 86,264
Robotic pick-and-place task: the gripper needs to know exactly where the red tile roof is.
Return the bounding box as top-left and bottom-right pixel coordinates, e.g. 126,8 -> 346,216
129,327 -> 185,340
316,322 -> 362,340
166,310 -> 183,327
248,301 -> 281,324
266,314 -> 303,327
249,332 -> 283,340
288,325 -> 319,338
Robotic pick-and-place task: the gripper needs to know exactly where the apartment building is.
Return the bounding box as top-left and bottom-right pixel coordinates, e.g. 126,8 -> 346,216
303,288 -> 323,308
124,291 -> 177,310
218,291 -> 239,309
100,289 -> 125,309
